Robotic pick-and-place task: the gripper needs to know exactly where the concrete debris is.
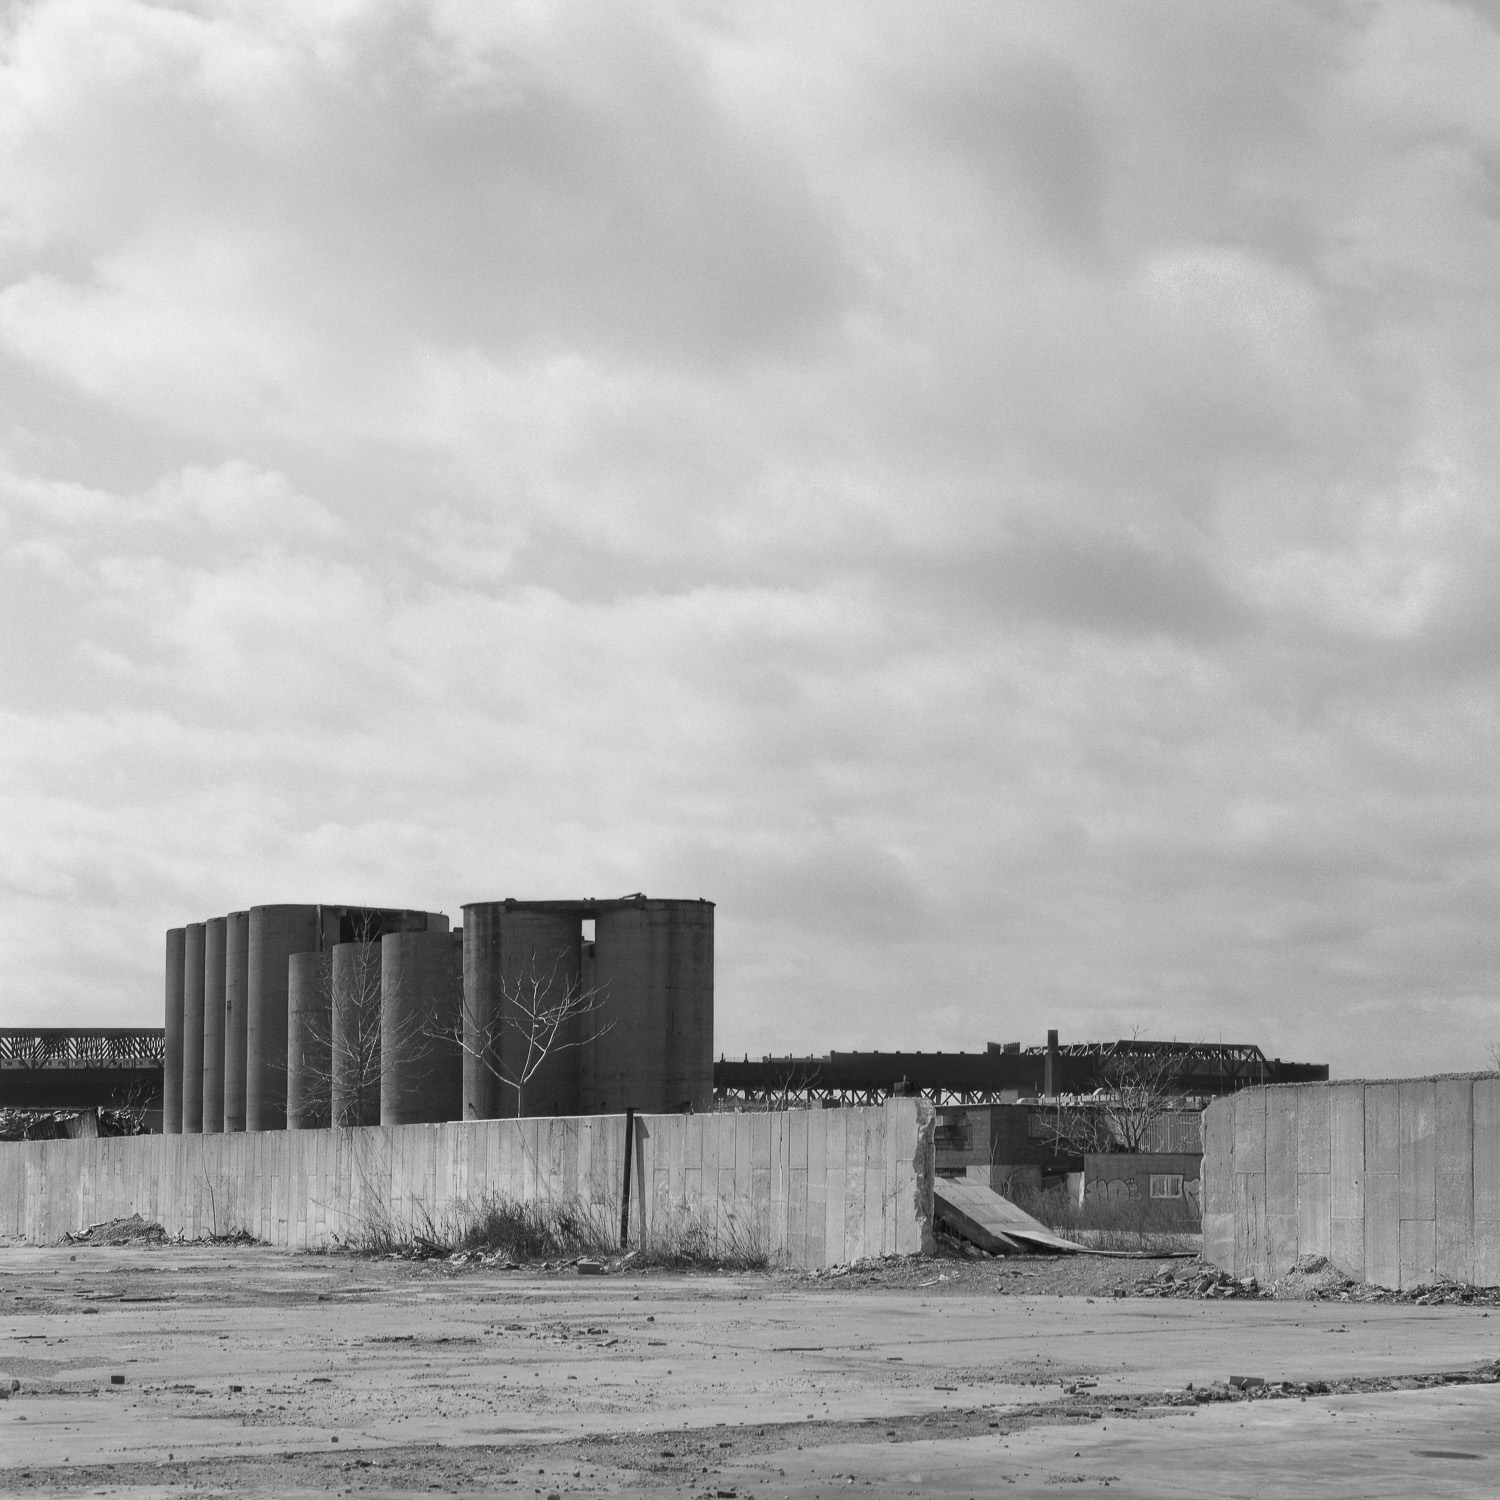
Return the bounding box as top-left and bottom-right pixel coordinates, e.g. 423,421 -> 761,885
805,1254 -> 914,1281
1134,1257 -> 1500,1304
63,1214 -> 169,1247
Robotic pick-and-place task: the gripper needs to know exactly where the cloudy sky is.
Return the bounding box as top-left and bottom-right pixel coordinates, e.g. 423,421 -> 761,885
2,1 -> 1499,1079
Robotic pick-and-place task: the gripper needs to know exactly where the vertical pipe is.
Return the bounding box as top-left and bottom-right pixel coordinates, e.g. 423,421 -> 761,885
380,929 -> 464,1125
620,1106 -> 635,1248
163,928 -> 185,1135
332,940 -> 383,1127
181,922 -> 205,1133
222,911 -> 249,1132
247,904 -> 320,1132
579,938 -> 598,1113
201,916 -> 226,1134
287,951 -> 331,1129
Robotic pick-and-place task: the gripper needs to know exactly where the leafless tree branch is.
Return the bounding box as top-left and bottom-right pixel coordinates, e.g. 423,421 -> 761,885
446,945 -> 612,1118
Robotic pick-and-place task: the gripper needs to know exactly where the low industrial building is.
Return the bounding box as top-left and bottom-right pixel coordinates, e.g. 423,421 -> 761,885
1082,1152 -> 1203,1216
936,1101 -> 1207,1209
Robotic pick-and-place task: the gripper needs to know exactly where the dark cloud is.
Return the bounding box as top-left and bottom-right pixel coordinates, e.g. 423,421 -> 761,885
909,531 -> 1253,642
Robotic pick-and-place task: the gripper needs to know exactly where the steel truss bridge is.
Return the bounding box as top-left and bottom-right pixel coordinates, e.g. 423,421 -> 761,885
712,1041 -> 1327,1108
0,1029 -> 164,1112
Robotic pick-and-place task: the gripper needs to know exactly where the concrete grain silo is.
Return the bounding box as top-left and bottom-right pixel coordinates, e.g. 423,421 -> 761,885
331,940 -> 382,1127
461,903 -> 583,1120
380,929 -> 463,1125
201,916 -> 226,1134
592,898 -> 713,1114
181,922 -> 206,1133
662,900 -> 714,1111
246,905 -> 321,1132
286,951 -> 331,1130
222,911 -> 250,1132
163,928 -> 185,1135
164,895 -> 703,1130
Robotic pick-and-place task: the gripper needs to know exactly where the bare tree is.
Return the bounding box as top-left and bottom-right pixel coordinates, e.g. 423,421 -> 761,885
330,923 -> 384,1127
284,917 -> 426,1128
452,945 -> 611,1118
1092,1048 -> 1184,1152
719,1059 -> 823,1112
1036,1097 -> 1117,1157
1040,1044 -> 1185,1155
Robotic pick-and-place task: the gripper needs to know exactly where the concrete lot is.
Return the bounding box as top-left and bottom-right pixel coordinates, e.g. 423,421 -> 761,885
2,1245 -> 1499,1497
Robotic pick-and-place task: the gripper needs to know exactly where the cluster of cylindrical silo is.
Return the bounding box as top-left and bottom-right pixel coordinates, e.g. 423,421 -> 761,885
163,896 -> 713,1132
163,905 -> 449,1134
461,898 -> 714,1119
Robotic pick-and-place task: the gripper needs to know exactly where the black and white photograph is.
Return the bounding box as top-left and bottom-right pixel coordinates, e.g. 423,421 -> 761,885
2,2 -> 1499,1495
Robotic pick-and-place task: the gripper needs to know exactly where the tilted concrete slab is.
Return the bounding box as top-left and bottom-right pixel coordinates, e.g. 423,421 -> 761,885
934,1177 -> 1085,1254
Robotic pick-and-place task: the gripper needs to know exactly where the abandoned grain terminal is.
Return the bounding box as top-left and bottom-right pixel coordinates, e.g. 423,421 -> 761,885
0,892 -> 1332,1143
159,896 -> 715,1133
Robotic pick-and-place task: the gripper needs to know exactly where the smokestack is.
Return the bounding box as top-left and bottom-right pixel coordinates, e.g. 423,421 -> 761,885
1045,1029 -> 1059,1097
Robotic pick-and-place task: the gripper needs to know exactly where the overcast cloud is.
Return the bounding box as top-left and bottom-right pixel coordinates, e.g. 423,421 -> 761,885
2,1 -> 1499,1077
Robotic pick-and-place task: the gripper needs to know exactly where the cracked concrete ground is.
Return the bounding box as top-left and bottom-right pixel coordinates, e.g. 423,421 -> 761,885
2,1244 -> 1499,1497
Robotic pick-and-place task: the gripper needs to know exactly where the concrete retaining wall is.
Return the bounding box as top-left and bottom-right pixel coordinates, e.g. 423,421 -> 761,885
1203,1076 -> 1500,1289
0,1100 -> 934,1270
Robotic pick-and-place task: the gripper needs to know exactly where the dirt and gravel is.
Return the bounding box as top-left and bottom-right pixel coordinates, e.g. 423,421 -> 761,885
4,1229 -> 1500,1497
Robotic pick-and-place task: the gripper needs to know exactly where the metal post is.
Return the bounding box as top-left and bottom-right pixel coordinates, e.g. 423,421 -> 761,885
619,1106 -> 635,1249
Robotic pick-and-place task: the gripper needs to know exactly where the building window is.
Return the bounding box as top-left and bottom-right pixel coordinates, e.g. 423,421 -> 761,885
1149,1174 -> 1184,1200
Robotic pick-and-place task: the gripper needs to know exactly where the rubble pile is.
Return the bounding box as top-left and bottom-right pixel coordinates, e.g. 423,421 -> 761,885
1135,1255 -> 1500,1305
1152,1364 -> 1500,1406
59,1216 -> 259,1248
62,1214 -> 169,1246
1135,1265 -> 1262,1298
